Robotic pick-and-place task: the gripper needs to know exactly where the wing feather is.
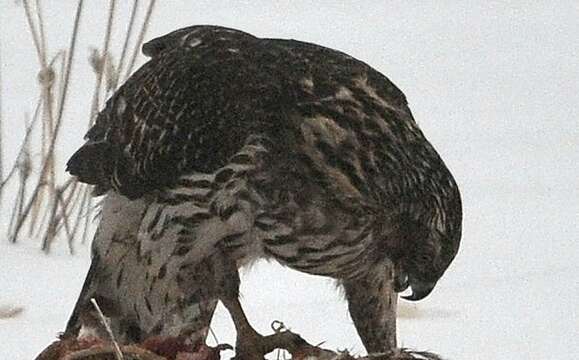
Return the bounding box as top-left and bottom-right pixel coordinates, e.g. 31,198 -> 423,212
67,25 -> 412,200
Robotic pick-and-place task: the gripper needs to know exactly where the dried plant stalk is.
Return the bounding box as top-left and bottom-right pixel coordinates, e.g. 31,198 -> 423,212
124,0 -> 156,81
90,298 -> 125,360
115,0 -> 140,89
10,0 -> 84,246
89,0 -> 117,123
22,0 -> 54,234
0,40 -> 4,212
2,0 -> 156,250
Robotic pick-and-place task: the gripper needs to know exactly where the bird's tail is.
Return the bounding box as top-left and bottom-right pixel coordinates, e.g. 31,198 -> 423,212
62,253 -> 101,338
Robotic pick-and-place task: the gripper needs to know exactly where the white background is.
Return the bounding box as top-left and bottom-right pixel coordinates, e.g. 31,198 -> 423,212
1,2 -> 578,359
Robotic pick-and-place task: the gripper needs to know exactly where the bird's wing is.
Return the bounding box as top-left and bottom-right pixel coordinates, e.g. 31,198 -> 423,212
67,26 -> 276,198
66,26 -> 415,201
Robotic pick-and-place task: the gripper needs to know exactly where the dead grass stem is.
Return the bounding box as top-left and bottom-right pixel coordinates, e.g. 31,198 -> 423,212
1,0 -> 156,250
0,41 -> 4,213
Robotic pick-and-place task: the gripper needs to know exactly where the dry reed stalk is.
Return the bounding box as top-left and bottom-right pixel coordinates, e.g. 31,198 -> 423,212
35,0 -> 56,192
39,0 -> 85,251
47,174 -> 85,249
89,0 -> 117,124
65,180 -> 91,245
22,0 -> 46,69
23,0 -> 58,232
124,0 -> 156,81
90,298 -> 125,360
8,115 -> 33,241
7,108 -> 40,243
41,178 -> 76,253
0,41 -> 4,213
11,0 -> 84,246
0,102 -> 41,190
56,179 -> 80,252
3,0 -> 155,249
114,0 -> 140,90
29,52 -> 66,239
21,0 -> 54,239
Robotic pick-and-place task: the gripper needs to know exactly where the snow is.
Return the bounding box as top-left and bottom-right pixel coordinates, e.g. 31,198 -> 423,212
1,1 -> 578,359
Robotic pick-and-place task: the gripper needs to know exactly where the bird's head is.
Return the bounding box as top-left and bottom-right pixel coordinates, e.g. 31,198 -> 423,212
398,235 -> 450,301
392,182 -> 463,301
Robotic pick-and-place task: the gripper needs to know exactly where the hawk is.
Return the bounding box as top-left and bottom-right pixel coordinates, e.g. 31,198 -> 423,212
64,25 -> 462,358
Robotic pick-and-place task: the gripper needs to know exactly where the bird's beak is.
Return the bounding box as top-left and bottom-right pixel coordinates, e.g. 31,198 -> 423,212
401,279 -> 436,301
393,273 -> 409,293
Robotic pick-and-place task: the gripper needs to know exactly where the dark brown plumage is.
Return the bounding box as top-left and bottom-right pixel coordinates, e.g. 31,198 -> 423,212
65,25 -> 462,357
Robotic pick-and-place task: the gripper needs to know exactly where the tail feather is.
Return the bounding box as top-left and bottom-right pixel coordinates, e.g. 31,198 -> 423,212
63,253 -> 102,338
67,141 -> 112,187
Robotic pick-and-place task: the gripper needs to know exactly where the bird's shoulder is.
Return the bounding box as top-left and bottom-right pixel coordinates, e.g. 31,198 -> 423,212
68,26 -> 413,199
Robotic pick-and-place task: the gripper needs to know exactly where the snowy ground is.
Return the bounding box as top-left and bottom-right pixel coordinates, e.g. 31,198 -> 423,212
1,2 -> 578,359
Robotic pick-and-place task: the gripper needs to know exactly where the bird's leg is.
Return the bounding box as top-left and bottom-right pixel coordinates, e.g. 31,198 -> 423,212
342,262 -> 398,354
213,252 -> 282,360
221,297 -> 268,359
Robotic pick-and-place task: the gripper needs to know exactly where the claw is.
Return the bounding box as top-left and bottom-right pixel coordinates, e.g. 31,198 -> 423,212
215,343 -> 234,351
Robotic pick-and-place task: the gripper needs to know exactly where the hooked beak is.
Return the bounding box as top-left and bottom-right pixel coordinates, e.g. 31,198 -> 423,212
401,279 -> 437,301
394,272 -> 409,293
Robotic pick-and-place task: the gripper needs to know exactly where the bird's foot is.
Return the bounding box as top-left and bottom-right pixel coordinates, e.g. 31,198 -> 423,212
233,322 -> 322,360
232,328 -> 267,360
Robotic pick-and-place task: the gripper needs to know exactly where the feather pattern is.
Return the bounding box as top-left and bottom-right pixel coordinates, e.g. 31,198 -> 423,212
65,25 -> 462,349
